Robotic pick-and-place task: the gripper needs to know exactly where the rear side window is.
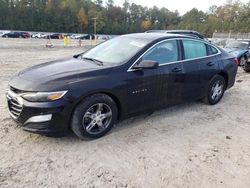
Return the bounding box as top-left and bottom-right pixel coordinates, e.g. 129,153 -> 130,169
207,45 -> 219,55
182,40 -> 207,59
143,40 -> 178,65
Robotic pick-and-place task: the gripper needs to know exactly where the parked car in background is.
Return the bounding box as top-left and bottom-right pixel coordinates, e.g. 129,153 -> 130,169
0,30 -> 10,37
70,34 -> 83,39
31,32 -> 47,39
2,31 -> 30,38
97,35 -> 109,40
243,57 -> 250,72
211,39 -> 234,48
145,30 -> 205,40
6,33 -> 238,139
48,33 -> 63,39
79,34 -> 95,40
224,40 -> 250,66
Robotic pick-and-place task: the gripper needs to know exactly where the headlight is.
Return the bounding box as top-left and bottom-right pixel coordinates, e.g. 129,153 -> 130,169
21,91 -> 67,102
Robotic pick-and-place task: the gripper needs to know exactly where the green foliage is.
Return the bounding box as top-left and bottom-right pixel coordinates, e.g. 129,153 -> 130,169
0,0 -> 249,37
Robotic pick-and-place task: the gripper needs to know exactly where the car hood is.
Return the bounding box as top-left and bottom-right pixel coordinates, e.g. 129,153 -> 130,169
9,57 -> 111,91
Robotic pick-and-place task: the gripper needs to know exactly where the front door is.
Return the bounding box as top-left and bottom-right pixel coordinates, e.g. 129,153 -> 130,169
126,68 -> 160,115
126,39 -> 182,114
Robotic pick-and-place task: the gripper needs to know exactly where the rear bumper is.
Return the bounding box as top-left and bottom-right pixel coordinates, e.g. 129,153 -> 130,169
6,91 -> 73,137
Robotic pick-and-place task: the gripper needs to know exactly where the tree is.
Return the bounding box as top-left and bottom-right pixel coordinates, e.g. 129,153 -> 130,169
141,20 -> 152,31
77,8 -> 88,32
0,0 -> 249,37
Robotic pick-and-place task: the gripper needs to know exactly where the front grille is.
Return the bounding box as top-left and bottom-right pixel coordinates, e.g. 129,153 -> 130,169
7,92 -> 23,119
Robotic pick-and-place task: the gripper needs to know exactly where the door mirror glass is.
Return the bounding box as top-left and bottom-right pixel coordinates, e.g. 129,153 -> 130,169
132,60 -> 159,70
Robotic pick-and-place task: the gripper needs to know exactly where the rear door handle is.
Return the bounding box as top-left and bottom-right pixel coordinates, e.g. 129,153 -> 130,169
172,67 -> 182,73
207,62 -> 215,66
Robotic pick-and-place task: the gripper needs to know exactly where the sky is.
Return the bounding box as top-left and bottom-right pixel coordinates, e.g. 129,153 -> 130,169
112,0 -> 249,15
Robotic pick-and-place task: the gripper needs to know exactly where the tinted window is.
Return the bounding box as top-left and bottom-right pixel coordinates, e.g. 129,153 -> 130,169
143,40 -> 178,64
182,40 -> 207,59
207,45 -> 219,55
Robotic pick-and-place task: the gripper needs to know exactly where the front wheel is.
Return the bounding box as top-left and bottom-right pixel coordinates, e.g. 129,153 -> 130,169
71,94 -> 118,139
203,75 -> 226,105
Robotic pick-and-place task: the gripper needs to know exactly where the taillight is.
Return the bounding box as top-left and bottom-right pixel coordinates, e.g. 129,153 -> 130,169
234,57 -> 239,65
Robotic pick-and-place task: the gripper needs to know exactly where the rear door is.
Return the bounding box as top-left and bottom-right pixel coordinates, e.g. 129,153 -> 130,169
181,39 -> 220,100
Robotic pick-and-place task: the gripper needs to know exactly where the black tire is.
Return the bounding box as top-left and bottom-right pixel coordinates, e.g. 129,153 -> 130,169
243,63 -> 250,72
203,75 -> 226,105
71,94 -> 118,139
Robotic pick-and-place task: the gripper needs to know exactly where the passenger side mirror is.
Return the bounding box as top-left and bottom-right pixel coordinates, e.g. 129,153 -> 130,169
132,60 -> 159,70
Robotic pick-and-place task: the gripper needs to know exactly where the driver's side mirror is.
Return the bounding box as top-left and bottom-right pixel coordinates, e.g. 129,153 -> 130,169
132,60 -> 159,70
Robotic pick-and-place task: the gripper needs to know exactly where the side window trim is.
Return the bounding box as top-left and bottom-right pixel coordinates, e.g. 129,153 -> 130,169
128,38 -> 222,72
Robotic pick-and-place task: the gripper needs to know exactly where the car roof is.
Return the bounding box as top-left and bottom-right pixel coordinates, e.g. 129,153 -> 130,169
146,30 -> 200,34
122,33 -> 201,41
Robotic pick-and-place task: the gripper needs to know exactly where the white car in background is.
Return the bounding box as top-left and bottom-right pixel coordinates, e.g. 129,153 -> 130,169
0,30 -> 10,37
31,32 -> 47,38
70,34 -> 84,39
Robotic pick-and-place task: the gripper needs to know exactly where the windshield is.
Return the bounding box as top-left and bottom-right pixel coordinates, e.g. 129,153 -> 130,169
81,36 -> 150,65
225,41 -> 249,49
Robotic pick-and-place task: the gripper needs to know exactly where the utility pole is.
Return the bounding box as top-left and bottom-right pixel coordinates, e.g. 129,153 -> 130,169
92,17 -> 98,45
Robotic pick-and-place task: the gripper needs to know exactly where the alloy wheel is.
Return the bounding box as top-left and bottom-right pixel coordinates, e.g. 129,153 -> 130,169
82,103 -> 112,135
211,81 -> 223,101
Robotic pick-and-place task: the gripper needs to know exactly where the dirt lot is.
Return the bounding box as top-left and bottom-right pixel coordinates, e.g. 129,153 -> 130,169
0,38 -> 250,188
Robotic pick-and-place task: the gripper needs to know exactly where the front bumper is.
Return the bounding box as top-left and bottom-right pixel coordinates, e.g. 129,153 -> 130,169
6,90 -> 72,136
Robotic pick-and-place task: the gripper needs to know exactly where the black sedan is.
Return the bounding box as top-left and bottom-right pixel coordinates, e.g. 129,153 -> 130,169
48,33 -> 63,39
6,33 -> 238,139
2,31 -> 30,38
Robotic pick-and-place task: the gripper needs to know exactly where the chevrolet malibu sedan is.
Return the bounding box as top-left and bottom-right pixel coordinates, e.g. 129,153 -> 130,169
6,33 -> 238,139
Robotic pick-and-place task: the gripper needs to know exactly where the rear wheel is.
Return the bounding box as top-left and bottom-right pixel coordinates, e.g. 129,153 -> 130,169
71,94 -> 118,139
203,75 -> 226,105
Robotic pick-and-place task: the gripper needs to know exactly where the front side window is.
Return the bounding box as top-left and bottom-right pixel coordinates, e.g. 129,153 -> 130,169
142,40 -> 178,64
182,40 -> 207,59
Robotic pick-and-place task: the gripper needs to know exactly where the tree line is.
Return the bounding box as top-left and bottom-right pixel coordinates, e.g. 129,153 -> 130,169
0,0 -> 249,37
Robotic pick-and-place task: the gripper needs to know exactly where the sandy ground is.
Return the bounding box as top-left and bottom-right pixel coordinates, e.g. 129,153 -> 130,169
0,38 -> 250,188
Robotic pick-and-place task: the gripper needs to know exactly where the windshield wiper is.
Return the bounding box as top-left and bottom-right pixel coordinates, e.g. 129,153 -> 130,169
82,57 -> 104,66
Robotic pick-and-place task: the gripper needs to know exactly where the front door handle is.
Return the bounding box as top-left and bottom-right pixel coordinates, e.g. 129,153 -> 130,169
172,67 -> 182,73
207,62 -> 215,66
